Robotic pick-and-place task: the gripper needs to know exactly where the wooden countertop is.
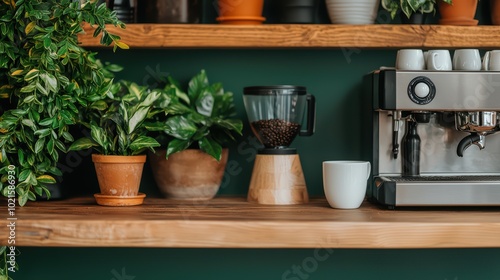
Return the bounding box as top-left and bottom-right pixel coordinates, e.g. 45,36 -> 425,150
2,197 -> 500,248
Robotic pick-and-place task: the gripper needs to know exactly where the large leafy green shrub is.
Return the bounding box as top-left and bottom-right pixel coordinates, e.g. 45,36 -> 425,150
0,0 -> 126,206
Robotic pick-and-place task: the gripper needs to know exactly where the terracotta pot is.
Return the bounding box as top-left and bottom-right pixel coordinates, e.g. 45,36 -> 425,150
92,154 -> 146,206
492,0 -> 500,25
438,0 -> 478,26
149,149 -> 229,200
216,0 -> 265,25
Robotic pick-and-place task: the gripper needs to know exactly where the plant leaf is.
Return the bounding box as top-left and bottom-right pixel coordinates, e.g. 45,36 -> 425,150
69,137 -> 97,151
164,115 -> 197,140
196,89 -> 214,117
165,138 -> 191,159
36,175 -> 56,184
199,136 -> 222,161
115,41 -> 129,49
128,107 -> 149,134
90,125 -> 108,150
129,136 -> 160,155
215,119 -> 243,135
188,69 -> 209,104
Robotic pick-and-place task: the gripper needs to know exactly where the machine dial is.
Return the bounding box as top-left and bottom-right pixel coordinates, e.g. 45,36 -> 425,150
407,76 -> 436,105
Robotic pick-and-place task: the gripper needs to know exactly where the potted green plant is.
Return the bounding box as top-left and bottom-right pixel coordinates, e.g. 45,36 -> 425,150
147,70 -> 243,200
69,80 -> 162,206
0,0 -> 126,277
0,0 -> 126,205
382,0 -> 453,24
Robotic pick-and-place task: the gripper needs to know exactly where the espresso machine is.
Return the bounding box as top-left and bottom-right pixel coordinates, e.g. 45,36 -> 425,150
368,69 -> 500,208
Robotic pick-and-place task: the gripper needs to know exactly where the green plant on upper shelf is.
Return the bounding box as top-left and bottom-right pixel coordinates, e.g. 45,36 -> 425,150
146,70 -> 243,161
382,0 -> 453,20
69,80 -> 162,156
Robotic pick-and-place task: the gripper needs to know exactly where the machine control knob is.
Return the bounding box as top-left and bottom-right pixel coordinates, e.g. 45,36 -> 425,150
414,82 -> 430,98
407,76 -> 436,105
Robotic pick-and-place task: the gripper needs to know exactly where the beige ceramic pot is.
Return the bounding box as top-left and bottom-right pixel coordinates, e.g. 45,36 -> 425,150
92,154 -> 147,206
149,149 -> 229,200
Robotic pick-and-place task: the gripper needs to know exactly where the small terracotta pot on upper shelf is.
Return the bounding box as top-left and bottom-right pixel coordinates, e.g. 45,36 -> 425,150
216,0 -> 265,25
438,0 -> 479,26
492,0 -> 500,25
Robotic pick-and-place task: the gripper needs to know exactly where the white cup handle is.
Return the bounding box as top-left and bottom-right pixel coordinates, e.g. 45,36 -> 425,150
366,162 -> 371,180
431,52 -> 439,70
483,51 -> 491,70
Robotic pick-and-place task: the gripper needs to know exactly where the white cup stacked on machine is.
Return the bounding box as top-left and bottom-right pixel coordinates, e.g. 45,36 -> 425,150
453,49 -> 482,71
395,49 -> 426,70
482,50 -> 500,71
395,49 -> 500,71
426,50 -> 452,71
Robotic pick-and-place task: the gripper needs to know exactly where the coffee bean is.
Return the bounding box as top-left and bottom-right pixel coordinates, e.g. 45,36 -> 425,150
251,119 -> 300,148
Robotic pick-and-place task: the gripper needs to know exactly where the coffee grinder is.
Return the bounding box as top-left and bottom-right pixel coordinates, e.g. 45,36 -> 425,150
243,86 -> 316,205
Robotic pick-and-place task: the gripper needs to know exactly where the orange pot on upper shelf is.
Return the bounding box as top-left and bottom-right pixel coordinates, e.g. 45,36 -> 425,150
438,0 -> 479,26
492,0 -> 500,25
216,0 -> 265,25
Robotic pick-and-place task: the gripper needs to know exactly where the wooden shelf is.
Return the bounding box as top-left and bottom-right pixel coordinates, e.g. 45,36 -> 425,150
2,197 -> 500,248
79,24 -> 500,49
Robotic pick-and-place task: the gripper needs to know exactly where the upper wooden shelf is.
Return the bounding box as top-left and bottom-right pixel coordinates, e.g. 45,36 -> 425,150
79,24 -> 500,49
2,197 -> 500,249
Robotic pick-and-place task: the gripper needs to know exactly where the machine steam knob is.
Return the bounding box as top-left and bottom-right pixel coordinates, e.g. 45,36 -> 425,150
408,76 -> 436,105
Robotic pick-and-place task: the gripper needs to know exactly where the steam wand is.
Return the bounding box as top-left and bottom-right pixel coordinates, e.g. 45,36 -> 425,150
391,111 -> 402,159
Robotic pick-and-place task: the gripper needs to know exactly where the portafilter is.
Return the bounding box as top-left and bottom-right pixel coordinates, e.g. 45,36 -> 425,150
455,111 -> 500,157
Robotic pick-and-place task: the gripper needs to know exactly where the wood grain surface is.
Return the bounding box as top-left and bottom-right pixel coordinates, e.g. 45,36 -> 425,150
78,24 -> 500,49
2,197 -> 500,248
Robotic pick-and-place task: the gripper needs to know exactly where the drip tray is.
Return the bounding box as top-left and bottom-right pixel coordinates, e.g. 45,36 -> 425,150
374,176 -> 500,207
381,175 -> 500,183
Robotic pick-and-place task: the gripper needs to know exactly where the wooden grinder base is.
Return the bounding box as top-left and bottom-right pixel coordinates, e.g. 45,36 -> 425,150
247,154 -> 309,205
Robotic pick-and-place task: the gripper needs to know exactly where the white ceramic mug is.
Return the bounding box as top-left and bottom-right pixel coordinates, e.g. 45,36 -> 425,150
453,49 -> 482,71
426,50 -> 452,71
483,50 -> 500,71
322,161 -> 371,209
396,49 -> 425,70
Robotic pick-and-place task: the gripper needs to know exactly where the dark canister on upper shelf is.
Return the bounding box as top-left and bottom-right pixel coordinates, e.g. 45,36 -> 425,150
276,0 -> 319,24
136,0 -> 201,23
106,0 -> 136,23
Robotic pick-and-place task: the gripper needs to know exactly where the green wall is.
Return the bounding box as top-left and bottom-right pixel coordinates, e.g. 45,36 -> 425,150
15,247 -> 500,280
65,48 -> 390,197
17,48 -> 500,280
16,1 -> 500,278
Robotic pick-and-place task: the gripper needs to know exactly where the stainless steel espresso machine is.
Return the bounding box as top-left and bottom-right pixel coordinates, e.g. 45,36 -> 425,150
368,69 -> 500,208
